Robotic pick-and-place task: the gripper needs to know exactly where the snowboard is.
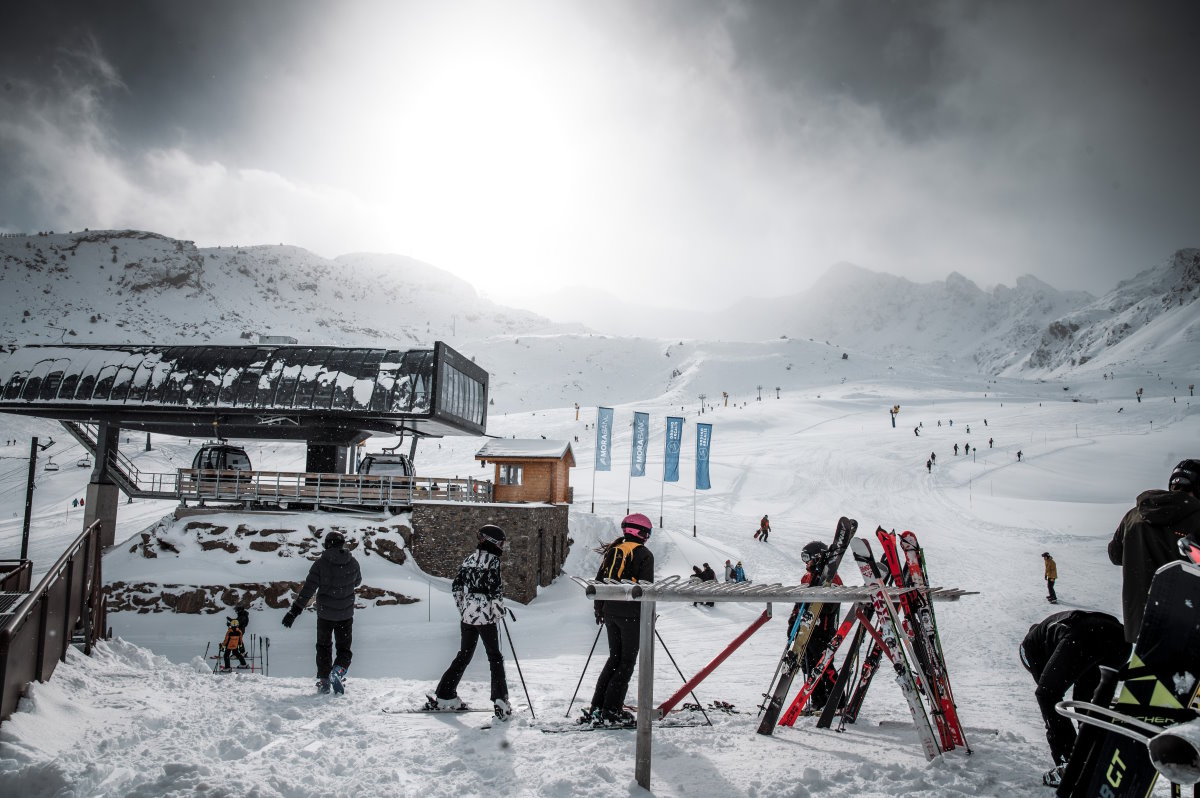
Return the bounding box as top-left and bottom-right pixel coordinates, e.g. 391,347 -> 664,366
1059,560 -> 1200,798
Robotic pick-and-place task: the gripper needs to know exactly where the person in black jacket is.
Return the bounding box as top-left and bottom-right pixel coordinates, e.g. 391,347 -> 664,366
1019,610 -> 1130,786
427,525 -> 511,719
587,512 -> 655,727
282,531 -> 362,694
1107,459 -> 1200,643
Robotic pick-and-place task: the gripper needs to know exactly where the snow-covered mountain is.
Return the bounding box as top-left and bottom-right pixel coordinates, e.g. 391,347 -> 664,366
0,229 -> 578,349
1,231 -> 1196,398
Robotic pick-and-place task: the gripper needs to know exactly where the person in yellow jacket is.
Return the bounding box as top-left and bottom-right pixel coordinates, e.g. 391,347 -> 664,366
1042,552 -> 1058,604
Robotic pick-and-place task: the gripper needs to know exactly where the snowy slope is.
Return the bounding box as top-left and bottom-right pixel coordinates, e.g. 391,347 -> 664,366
1,230 -> 1199,796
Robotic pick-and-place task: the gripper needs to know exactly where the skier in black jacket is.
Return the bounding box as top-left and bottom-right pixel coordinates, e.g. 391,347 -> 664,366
282,531 -> 362,694
1019,610 -> 1129,786
1107,459 -> 1200,643
587,513 -> 655,726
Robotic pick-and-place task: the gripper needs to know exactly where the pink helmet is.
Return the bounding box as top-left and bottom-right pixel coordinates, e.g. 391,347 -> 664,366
621,512 -> 653,541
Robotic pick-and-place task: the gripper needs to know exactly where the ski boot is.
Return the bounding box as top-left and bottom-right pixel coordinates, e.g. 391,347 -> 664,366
595,707 -> 636,728
1042,763 -> 1065,787
577,706 -> 596,725
493,698 -> 512,721
316,678 -> 331,694
424,693 -> 467,711
330,665 -> 348,695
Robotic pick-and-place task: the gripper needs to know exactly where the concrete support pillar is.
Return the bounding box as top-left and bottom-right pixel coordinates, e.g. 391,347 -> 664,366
83,422 -> 120,547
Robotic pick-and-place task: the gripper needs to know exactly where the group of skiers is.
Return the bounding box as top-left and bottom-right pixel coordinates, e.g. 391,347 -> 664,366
1022,458 -> 1200,787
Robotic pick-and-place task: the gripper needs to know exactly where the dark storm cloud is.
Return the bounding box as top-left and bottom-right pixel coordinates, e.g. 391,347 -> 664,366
1,1 -> 1197,301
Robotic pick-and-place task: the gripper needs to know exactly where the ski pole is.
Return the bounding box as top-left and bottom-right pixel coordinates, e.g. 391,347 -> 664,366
653,626 -> 711,726
501,614 -> 536,720
566,624 -> 604,718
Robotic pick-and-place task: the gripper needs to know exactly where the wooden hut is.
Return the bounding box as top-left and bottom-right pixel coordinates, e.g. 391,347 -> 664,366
475,439 -> 575,504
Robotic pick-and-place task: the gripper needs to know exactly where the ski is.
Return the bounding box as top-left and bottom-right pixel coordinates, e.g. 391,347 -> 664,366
756,516 -> 858,736
816,616 -> 868,729
383,707 -> 494,715
779,601 -> 873,726
900,530 -> 968,752
541,720 -> 709,733
1059,560 -> 1200,798
839,637 -> 884,727
850,537 -> 941,760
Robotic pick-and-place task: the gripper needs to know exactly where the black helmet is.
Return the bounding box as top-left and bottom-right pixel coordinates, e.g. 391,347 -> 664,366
801,540 -> 828,565
1169,460 -> 1200,493
478,524 -> 506,550
324,531 -> 346,550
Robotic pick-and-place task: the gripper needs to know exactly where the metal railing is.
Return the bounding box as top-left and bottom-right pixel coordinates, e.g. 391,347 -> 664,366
0,560 -> 32,593
178,469 -> 493,509
0,520 -> 107,725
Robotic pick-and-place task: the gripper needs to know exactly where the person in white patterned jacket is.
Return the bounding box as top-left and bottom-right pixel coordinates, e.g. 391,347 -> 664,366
426,524 -> 512,719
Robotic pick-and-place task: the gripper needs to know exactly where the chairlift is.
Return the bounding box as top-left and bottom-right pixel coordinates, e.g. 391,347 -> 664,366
44,457 -> 59,472
77,457 -> 92,468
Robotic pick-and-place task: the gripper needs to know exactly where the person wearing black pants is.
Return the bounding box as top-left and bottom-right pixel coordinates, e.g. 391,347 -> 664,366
1019,610 -> 1129,786
429,525 -> 512,719
282,531 -> 361,694
587,513 -> 655,726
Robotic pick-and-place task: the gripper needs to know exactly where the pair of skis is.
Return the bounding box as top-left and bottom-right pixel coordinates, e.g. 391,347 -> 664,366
848,530 -> 966,759
756,516 -> 858,736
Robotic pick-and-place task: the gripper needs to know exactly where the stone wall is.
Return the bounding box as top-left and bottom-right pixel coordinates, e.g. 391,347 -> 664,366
410,502 -> 571,604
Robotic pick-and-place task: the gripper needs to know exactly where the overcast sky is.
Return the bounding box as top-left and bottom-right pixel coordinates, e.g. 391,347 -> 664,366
2,1 -> 1197,311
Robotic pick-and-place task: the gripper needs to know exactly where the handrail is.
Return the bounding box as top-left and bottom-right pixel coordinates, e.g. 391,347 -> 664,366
0,520 -> 107,725
0,560 -> 32,593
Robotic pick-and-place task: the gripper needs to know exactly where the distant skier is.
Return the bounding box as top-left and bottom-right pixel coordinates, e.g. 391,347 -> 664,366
926,459 -> 932,474
1041,552 -> 1058,603
964,443 -> 970,456
988,437 -> 993,448
724,560 -> 735,582
757,515 -> 771,542
427,524 -> 512,720
930,452 -> 936,464
913,427 -> 920,437
1107,459 -> 1200,642
954,443 -> 959,456
734,561 -> 747,582
1017,450 -> 1023,462
281,531 -> 362,694
586,513 -> 655,726
1019,610 -> 1129,787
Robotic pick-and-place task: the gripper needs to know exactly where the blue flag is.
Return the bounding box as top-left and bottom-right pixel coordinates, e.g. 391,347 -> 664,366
631,412 -> 649,477
695,423 -> 712,490
664,416 -> 683,482
595,407 -> 614,471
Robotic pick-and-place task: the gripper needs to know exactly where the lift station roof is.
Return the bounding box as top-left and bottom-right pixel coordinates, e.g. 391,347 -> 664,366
0,342 -> 488,443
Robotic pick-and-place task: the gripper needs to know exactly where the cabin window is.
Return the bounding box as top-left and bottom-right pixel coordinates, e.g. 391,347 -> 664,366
499,465 -> 523,486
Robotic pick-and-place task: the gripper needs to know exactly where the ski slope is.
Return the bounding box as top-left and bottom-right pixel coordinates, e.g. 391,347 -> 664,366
1,361 -> 1198,797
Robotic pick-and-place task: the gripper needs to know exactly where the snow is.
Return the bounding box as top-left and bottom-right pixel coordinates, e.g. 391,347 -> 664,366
475,439 -> 573,460
0,230 -> 1198,796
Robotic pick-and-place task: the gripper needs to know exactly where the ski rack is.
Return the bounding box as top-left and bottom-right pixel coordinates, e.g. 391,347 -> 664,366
573,576 -> 976,790
574,575 -> 975,604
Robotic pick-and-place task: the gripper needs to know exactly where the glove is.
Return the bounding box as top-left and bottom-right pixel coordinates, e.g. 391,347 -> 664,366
282,608 -> 299,628
594,607 -> 604,626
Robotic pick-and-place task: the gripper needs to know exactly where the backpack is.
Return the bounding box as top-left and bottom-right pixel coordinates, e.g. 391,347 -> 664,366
598,540 -> 641,582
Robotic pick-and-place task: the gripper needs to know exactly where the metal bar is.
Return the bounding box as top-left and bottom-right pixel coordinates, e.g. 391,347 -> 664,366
580,580 -> 973,604
658,608 -> 772,717
635,602 -> 655,790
